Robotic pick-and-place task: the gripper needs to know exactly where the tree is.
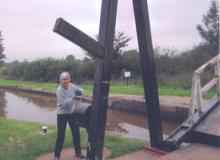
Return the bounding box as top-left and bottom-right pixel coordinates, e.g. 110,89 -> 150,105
0,31 -> 6,66
88,31 -> 131,60
196,0 -> 219,53
65,54 -> 75,61
121,49 -> 140,75
113,31 -> 131,58
83,31 -> 131,78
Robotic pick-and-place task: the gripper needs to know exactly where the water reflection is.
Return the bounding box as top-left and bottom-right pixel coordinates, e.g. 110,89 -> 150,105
0,90 -> 7,117
0,89 -> 179,139
106,108 -> 179,139
9,90 -> 56,111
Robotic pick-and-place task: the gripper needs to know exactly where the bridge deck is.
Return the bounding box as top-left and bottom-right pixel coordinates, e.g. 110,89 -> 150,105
189,103 -> 220,146
195,103 -> 220,135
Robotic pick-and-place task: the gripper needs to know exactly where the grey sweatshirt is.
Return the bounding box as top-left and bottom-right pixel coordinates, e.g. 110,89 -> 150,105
56,83 -> 84,115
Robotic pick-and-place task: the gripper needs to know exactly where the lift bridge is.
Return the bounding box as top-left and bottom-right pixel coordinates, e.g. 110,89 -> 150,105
74,54 -> 220,152
53,0 -> 219,157
164,54 -> 220,150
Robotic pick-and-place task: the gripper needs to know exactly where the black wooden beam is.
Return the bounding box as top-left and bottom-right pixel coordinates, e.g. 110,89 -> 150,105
86,0 -> 118,159
53,18 -> 104,59
132,0 -> 163,148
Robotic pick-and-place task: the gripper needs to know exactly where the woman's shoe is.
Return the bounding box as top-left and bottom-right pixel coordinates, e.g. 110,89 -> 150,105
76,152 -> 85,159
54,156 -> 61,160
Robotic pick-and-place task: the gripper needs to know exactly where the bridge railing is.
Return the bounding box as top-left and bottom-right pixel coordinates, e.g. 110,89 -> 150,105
188,54 -> 220,124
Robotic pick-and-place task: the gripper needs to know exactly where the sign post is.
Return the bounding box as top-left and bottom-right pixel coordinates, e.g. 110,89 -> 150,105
124,71 -> 131,86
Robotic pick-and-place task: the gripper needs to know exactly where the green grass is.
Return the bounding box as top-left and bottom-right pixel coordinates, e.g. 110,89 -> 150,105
0,78 -> 217,98
0,78 -> 193,97
82,83 -> 145,95
0,118 -> 144,160
158,85 -> 191,96
0,79 -> 58,92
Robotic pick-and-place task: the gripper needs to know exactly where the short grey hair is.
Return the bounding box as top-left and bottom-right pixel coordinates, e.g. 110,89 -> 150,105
60,72 -> 71,81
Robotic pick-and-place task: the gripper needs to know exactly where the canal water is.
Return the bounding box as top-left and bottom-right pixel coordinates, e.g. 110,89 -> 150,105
0,89 -> 179,140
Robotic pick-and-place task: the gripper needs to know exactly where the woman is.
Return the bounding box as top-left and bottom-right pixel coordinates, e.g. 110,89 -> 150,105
54,72 -> 85,160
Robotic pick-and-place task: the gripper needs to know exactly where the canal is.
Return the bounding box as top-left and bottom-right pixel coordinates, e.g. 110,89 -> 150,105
0,89 -> 179,140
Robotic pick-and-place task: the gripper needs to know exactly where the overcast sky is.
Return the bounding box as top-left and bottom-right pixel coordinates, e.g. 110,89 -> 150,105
0,0 -> 212,62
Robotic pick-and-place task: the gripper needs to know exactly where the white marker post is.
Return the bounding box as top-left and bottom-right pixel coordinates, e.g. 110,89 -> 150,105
42,126 -> 48,134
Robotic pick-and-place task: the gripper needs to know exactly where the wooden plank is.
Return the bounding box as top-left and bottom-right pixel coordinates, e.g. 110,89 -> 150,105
86,0 -> 118,159
194,54 -> 220,75
53,18 -> 104,59
132,0 -> 163,148
201,77 -> 218,95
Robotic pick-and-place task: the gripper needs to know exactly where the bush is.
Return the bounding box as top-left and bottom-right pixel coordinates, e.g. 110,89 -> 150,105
3,43 -> 217,88
3,58 -> 87,83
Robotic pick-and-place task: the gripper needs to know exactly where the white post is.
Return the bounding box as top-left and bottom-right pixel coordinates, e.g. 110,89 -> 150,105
188,54 -> 220,124
188,75 -> 199,123
196,77 -> 203,113
215,58 -> 220,96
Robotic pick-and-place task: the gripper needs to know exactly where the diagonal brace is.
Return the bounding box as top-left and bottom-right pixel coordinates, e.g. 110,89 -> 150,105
53,18 -> 104,59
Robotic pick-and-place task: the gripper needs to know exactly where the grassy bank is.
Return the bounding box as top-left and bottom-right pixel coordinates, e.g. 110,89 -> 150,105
0,118 -> 144,160
0,78 -> 193,97
0,79 -> 58,92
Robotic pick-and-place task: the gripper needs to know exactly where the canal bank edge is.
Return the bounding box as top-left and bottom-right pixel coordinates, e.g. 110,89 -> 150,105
0,86 -> 190,123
